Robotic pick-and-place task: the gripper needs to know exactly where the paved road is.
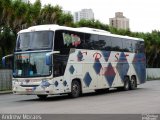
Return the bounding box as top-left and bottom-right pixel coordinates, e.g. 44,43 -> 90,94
0,80 -> 160,114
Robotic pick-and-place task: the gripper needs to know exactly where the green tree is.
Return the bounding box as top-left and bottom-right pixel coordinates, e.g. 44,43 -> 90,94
58,12 -> 73,26
0,26 -> 15,57
150,31 -> 160,67
11,0 -> 29,33
0,0 -> 13,26
27,0 -> 41,26
76,19 -> 109,31
37,4 -> 62,24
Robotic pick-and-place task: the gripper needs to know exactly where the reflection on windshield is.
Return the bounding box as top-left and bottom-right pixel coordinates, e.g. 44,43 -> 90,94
16,31 -> 54,51
14,52 -> 51,78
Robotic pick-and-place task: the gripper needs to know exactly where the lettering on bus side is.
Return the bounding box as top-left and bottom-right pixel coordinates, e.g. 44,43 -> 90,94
93,52 -> 102,60
77,51 -> 87,61
114,52 -> 129,62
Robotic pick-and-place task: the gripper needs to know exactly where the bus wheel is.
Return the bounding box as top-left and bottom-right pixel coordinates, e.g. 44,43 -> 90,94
69,80 -> 81,98
123,77 -> 130,91
130,76 -> 137,90
37,95 -> 48,100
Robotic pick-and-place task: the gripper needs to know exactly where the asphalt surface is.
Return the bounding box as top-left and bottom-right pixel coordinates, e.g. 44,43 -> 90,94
0,80 -> 160,114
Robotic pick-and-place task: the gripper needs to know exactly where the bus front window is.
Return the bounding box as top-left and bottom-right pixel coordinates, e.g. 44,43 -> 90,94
16,31 -> 54,51
14,52 -> 52,78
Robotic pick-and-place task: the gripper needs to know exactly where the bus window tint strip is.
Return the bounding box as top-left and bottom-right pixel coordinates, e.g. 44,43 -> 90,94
54,30 -> 144,53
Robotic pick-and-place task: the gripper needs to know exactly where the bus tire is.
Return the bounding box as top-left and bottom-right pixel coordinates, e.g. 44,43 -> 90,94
69,80 -> 81,98
130,76 -> 137,90
37,95 -> 48,100
123,76 -> 130,91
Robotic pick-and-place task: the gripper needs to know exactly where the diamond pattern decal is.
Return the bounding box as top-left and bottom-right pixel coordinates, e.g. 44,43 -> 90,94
69,65 -> 75,74
116,52 -> 129,81
104,63 -> 116,87
93,59 -> 102,74
133,53 -> 146,83
83,72 -> 92,87
55,81 -> 58,87
118,52 -> 128,62
63,81 -> 67,86
101,51 -> 111,62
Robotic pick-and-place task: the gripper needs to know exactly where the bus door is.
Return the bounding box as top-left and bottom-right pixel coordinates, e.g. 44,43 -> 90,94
52,58 -> 64,93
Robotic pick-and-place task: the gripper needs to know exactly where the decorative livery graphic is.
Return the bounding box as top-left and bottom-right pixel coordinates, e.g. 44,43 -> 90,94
62,33 -> 81,47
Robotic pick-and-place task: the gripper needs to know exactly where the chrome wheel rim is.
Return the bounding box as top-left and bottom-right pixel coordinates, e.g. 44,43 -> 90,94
131,79 -> 135,88
72,84 -> 79,95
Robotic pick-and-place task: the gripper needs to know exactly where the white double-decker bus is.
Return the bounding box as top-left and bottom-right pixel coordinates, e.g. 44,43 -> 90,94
2,25 -> 146,99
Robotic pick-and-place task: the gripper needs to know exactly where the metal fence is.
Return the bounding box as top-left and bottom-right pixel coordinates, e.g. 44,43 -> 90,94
0,69 -> 12,91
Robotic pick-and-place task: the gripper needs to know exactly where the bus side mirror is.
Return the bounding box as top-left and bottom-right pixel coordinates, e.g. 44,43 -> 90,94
2,54 -> 13,68
45,54 -> 52,66
45,51 -> 60,66
2,57 -> 6,68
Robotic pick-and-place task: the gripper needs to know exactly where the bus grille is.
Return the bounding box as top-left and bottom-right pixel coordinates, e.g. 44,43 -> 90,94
20,85 -> 39,87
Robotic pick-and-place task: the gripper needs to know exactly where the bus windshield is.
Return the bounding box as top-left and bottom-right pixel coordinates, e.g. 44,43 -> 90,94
16,31 -> 54,51
13,52 -> 52,78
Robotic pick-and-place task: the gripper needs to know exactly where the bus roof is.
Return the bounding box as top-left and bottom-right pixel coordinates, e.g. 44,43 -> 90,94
18,24 -> 144,41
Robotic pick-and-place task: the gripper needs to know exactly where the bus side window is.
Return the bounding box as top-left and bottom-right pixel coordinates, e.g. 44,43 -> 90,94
111,37 -> 123,51
132,41 -> 139,53
135,41 -> 145,53
98,35 -> 111,51
105,36 -> 111,51
85,33 -> 99,50
74,32 -> 85,49
123,39 -> 133,52
54,30 -> 66,53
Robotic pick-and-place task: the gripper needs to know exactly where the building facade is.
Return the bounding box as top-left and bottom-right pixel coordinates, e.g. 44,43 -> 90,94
109,12 -> 129,30
74,9 -> 94,23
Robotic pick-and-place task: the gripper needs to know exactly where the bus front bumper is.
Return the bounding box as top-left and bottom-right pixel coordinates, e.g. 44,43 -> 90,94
12,85 -> 57,95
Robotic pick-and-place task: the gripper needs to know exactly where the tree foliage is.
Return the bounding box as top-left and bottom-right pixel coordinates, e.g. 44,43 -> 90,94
75,19 -> 109,31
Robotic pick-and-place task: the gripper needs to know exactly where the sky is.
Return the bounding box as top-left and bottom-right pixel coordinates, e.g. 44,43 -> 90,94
30,0 -> 160,33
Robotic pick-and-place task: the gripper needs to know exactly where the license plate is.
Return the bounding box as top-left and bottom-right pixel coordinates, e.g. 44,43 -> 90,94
26,89 -> 32,92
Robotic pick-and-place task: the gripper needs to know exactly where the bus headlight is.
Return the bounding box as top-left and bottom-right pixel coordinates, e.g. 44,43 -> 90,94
40,80 -> 51,88
12,79 -> 19,85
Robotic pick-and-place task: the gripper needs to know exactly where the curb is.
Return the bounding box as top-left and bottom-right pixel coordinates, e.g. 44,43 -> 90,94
0,91 -> 12,94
